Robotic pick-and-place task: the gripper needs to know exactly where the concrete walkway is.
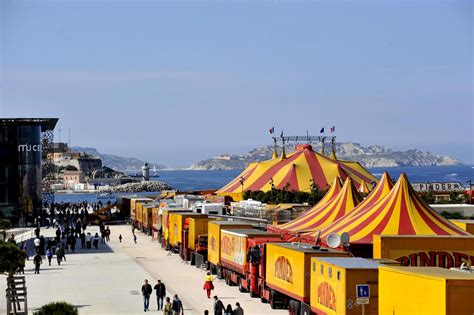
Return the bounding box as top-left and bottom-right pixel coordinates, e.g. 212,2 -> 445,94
0,225 -> 286,315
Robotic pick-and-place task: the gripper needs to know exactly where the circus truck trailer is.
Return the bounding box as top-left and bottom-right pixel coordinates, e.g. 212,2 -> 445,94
161,208 -> 191,247
310,257 -> 380,315
219,229 -> 282,296
263,243 -> 349,311
142,204 -> 156,235
130,197 -> 153,224
187,217 -> 217,257
208,221 -> 253,277
373,235 -> 474,268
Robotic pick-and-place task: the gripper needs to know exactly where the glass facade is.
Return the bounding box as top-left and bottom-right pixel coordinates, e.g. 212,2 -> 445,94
0,119 -> 57,224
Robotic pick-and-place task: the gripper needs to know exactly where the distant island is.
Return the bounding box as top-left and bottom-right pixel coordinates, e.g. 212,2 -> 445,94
71,146 -> 167,171
187,142 -> 461,170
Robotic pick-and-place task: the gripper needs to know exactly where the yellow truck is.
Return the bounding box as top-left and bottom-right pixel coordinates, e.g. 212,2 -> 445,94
379,266 -> 474,315
188,217 -> 216,252
142,204 -> 154,235
161,208 -> 191,246
220,229 -> 282,296
168,212 -> 207,247
310,257 -> 379,315
373,235 -> 474,268
130,197 -> 153,222
263,243 -> 349,311
207,220 -> 252,277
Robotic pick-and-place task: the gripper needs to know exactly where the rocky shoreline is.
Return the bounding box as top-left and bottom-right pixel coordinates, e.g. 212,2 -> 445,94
111,181 -> 173,193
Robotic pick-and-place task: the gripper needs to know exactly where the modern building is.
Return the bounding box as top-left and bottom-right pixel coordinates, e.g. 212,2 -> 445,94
0,118 -> 58,224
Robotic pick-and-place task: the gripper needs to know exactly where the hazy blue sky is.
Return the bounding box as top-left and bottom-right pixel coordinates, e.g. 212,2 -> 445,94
1,1 -> 472,167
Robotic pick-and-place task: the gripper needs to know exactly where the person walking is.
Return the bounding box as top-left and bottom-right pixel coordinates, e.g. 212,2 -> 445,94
141,279 -> 153,312
171,294 -> 183,315
224,304 -> 233,315
105,226 -> 111,241
60,244 -> 66,261
163,297 -> 172,315
119,234 -> 123,243
80,231 -> 86,249
46,248 -> 53,266
55,246 -> 63,265
233,302 -> 244,315
154,279 -> 166,311
93,233 -> 99,249
70,235 -> 76,253
213,296 -> 224,315
34,237 -> 41,254
33,253 -> 42,274
203,272 -> 215,299
133,233 -> 137,244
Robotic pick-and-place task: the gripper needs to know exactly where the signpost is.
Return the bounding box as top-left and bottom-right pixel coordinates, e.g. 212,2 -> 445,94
356,284 -> 370,315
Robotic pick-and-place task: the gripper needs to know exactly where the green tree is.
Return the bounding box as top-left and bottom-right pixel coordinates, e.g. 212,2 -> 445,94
0,241 -> 26,275
34,302 -> 78,315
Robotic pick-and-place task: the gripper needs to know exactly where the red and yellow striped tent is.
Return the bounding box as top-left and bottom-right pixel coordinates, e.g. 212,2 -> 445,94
302,172 -> 394,243
216,144 -> 376,200
358,179 -> 371,194
304,173 -> 470,245
269,177 -> 362,234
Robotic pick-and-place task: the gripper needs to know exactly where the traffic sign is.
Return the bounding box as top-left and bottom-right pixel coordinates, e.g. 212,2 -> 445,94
356,284 -> 370,299
356,298 -> 369,305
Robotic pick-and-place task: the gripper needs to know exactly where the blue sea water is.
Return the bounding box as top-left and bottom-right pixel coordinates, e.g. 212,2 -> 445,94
53,165 -> 473,203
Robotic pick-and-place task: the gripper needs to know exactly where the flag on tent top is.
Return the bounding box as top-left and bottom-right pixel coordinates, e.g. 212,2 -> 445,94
269,127 -> 274,134
330,126 -> 336,133
320,127 -> 325,133
280,130 -> 284,137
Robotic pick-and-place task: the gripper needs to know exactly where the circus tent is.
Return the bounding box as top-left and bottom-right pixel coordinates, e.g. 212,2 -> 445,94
216,144 -> 376,199
358,179 -> 371,194
268,177 -> 362,234
304,173 -> 470,246
302,172 -> 394,242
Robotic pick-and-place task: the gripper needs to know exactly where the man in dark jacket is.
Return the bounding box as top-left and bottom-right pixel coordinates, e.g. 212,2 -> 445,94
154,279 -> 166,311
213,295 -> 224,315
141,279 -> 153,312
33,253 -> 42,274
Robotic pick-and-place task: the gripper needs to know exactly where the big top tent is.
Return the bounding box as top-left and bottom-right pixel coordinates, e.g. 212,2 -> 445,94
304,173 -> 470,246
268,177 -> 362,234
216,144 -> 376,200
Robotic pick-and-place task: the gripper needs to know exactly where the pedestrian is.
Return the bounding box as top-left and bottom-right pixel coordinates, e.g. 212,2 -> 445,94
60,244 -> 66,261
224,304 -> 233,315
105,226 -> 111,241
154,279 -> 166,311
203,272 -> 215,299
70,235 -> 76,253
33,253 -> 42,274
233,302 -> 243,315
34,237 -> 41,254
163,297 -> 172,315
204,311 -> 209,315
86,232 -> 92,249
80,232 -> 86,249
213,296 -> 224,315
93,233 -> 99,249
119,234 -> 123,243
141,279 -> 153,312
55,246 -> 62,265
171,294 -> 183,315
134,233 -> 137,244
46,248 -> 53,266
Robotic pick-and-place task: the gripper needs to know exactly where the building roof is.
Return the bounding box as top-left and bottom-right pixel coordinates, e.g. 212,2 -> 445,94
0,118 -> 58,131
222,229 -> 279,237
380,266 -> 474,280
270,242 -> 346,254
314,257 -> 380,269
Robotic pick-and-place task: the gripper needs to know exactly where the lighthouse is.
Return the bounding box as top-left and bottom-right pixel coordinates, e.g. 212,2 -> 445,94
142,161 -> 150,181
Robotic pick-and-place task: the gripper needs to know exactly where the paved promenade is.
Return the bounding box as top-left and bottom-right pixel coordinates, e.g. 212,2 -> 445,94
0,225 -> 286,314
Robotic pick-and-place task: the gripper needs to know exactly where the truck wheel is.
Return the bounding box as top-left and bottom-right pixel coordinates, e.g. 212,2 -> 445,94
238,279 -> 245,292
293,301 -> 300,314
270,290 -> 277,309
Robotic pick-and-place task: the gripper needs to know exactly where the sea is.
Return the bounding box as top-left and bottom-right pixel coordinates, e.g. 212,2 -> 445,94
54,165 -> 473,203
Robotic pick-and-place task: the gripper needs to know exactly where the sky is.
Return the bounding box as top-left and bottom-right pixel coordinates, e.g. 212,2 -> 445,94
1,0 -> 472,168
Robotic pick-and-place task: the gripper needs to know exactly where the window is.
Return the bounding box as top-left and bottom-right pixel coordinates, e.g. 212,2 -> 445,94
320,265 -> 324,275
328,267 -> 332,278
337,271 -> 341,281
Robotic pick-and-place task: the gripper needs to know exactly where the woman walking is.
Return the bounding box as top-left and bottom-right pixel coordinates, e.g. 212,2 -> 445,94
203,272 -> 215,299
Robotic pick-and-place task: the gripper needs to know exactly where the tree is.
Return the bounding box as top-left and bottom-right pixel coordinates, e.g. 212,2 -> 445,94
34,302 -> 78,315
0,241 -> 26,275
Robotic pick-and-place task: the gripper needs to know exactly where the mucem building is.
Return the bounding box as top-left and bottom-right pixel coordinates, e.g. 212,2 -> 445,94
0,118 -> 58,225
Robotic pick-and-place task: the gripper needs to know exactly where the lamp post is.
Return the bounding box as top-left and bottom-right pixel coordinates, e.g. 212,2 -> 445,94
467,179 -> 472,205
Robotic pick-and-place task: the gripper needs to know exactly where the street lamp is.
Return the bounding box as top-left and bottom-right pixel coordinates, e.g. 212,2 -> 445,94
467,179 -> 472,205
